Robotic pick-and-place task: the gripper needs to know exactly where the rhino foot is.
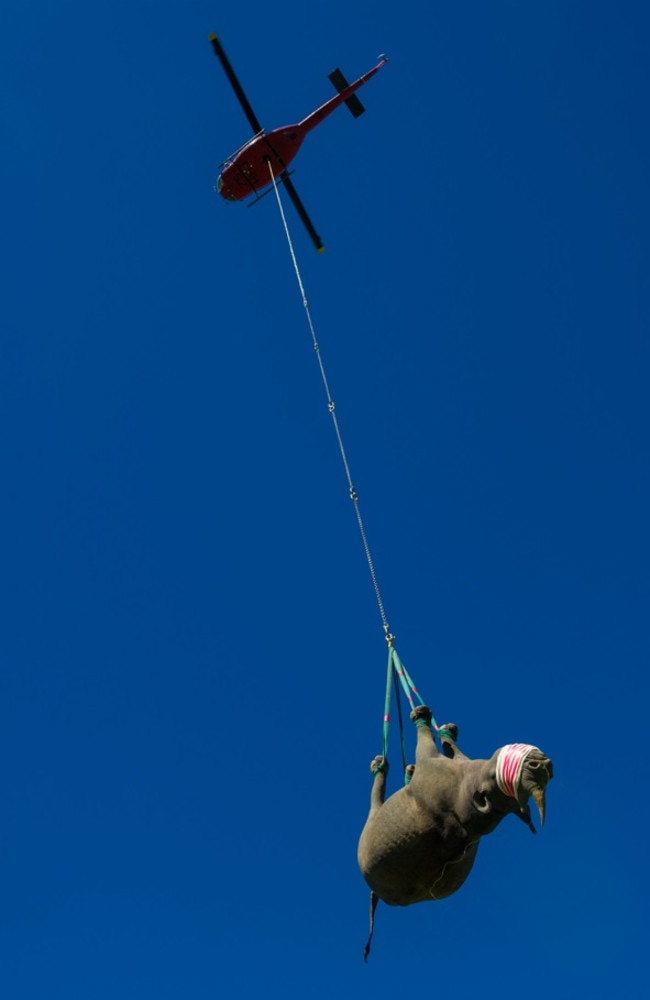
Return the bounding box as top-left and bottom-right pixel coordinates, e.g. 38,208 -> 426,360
439,722 -> 459,758
410,704 -> 432,725
370,755 -> 388,775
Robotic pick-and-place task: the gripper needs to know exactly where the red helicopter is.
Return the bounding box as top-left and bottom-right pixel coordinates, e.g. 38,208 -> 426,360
209,33 -> 387,251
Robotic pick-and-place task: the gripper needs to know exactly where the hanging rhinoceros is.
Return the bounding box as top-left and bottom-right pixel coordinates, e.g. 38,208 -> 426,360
357,705 -> 553,956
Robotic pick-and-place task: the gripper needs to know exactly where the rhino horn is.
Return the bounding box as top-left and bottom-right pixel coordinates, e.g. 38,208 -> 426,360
514,750 -> 553,830
532,786 -> 546,827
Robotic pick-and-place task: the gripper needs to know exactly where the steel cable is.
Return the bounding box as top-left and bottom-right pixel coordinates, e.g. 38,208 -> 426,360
267,161 -> 391,641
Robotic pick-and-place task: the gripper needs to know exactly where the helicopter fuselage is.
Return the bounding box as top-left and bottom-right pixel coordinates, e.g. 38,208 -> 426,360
217,124 -> 306,201
216,56 -> 387,203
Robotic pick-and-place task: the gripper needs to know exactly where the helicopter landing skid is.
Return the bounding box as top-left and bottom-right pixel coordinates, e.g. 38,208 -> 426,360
246,170 -> 295,207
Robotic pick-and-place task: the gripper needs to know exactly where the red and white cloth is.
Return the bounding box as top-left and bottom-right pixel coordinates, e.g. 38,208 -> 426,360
495,743 -> 539,799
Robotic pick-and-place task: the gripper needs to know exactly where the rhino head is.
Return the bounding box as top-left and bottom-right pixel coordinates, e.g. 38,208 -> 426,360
494,743 -> 553,833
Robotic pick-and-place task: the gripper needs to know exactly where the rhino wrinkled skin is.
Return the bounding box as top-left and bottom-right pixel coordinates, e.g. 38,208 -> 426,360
357,706 -> 553,908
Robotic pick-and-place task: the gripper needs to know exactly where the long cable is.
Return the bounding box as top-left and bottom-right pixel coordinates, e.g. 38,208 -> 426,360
267,161 -> 392,644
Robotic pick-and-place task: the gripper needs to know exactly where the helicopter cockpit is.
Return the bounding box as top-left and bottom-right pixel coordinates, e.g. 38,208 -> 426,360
216,170 -> 237,201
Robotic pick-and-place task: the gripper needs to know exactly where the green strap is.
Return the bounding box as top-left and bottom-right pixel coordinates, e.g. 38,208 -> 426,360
390,647 -> 431,719
382,646 -> 393,761
393,667 -> 408,774
380,644 -> 444,779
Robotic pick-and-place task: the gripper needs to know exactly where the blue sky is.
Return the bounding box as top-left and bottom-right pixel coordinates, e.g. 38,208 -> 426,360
2,2 -> 648,996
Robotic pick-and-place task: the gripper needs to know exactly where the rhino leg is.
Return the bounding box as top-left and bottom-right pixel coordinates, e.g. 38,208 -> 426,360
410,705 -> 440,761
438,723 -> 469,761
367,755 -> 389,818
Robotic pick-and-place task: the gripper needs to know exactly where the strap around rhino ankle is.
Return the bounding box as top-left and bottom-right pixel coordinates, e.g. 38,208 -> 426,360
411,705 -> 432,729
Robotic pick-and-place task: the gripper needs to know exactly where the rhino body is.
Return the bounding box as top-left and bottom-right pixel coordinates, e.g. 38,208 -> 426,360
357,706 -> 552,908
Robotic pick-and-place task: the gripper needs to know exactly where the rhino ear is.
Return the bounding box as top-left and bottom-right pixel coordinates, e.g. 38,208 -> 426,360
473,789 -> 492,815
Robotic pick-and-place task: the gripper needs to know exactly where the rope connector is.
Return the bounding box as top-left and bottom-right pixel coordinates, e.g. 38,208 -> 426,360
383,624 -> 395,647
328,401 -> 335,412
349,486 -> 358,502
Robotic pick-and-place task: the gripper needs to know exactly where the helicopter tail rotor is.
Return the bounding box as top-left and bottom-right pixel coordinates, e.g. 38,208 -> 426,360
328,68 -> 366,118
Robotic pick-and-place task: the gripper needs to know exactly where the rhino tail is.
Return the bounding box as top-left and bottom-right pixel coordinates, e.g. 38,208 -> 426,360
363,891 -> 380,962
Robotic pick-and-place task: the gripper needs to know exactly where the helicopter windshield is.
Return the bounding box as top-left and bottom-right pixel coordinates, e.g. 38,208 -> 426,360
216,172 -> 237,202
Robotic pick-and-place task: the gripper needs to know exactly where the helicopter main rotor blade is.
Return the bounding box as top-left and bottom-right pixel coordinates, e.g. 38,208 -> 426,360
280,174 -> 324,253
209,33 -> 263,135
